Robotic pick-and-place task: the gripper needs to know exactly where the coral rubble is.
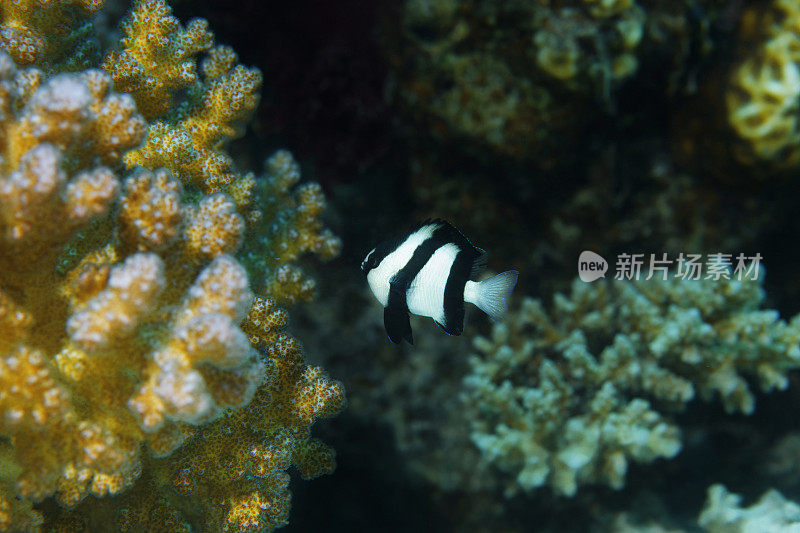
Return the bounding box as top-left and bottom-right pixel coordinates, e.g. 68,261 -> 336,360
0,0 -> 343,531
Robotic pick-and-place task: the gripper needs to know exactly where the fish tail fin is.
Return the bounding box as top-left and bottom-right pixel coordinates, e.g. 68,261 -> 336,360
472,270 -> 518,321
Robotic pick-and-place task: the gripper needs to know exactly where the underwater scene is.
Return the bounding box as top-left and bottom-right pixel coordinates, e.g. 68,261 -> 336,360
1,0 -> 800,531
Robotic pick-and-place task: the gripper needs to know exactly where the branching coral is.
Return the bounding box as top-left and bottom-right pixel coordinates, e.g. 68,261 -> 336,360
240,150 -> 342,307
390,0 -> 716,160
533,1 -> 644,91
126,254 -> 263,431
56,306 -> 346,533
103,1 -> 341,305
0,0 -> 344,530
0,64 -> 143,255
102,0 -> 214,120
0,50 -> 147,520
0,0 -> 102,68
109,0 -> 261,194
464,274 -> 800,497
391,0 -> 576,159
726,0 -> 800,168
149,332 -> 344,532
699,484 -> 800,531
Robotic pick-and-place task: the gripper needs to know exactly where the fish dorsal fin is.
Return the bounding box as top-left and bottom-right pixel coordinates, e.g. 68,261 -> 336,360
406,219 -> 482,254
421,219 -> 484,255
470,247 -> 487,278
427,219 -> 470,246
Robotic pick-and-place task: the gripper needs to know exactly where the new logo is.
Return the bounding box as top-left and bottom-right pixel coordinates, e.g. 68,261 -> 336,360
578,251 -> 608,282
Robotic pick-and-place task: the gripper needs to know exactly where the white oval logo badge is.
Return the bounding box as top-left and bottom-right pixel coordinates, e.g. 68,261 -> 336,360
578,251 -> 608,282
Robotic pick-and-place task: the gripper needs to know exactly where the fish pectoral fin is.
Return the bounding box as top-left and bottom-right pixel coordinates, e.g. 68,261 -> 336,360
384,304 -> 413,344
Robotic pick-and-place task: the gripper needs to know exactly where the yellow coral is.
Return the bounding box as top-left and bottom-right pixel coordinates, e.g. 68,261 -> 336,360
128,255 -> 262,432
118,168 -> 183,252
0,486 -> 42,531
186,45 -> 262,147
116,2 -> 262,195
0,0 -> 102,67
726,0 -> 800,168
102,0 -> 213,119
0,0 -> 343,529
246,150 -> 342,306
0,343 -> 142,508
67,252 -> 165,351
145,329 -> 344,532
182,193 -> 245,260
242,296 -> 288,349
121,48 -> 261,192
63,304 -> 345,532
3,66 -> 145,172
727,34 -> 800,166
0,64 -> 143,253
265,264 -> 316,307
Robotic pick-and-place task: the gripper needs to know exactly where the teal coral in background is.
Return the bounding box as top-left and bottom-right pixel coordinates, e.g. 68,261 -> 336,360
699,484 -> 800,532
465,272 -> 800,496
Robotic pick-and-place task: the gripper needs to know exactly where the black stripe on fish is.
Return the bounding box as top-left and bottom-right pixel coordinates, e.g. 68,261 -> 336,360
426,219 -> 487,279
424,220 -> 485,335
363,232 -> 405,272
385,285 -> 413,344
384,224 -> 452,343
442,246 -> 481,335
424,218 -> 475,252
392,230 -> 444,292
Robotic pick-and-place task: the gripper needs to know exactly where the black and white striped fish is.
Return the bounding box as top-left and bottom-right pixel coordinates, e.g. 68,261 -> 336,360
361,219 -> 518,344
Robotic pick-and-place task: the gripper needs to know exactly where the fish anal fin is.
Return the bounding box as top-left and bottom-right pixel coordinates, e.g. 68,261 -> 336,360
431,319 -> 457,337
441,315 -> 463,336
384,304 -> 412,344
